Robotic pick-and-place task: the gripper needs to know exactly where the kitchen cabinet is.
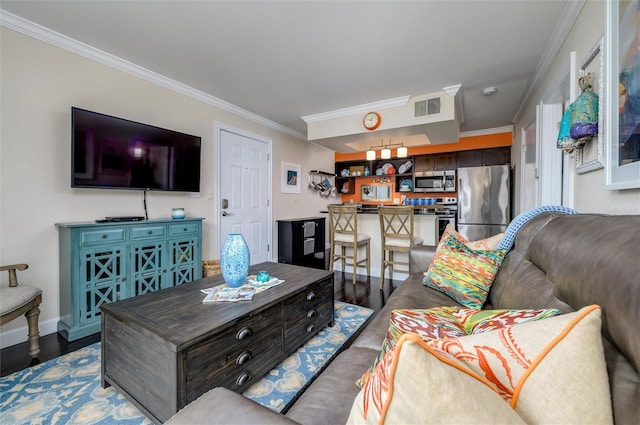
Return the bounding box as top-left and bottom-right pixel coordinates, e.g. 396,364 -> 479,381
456,147 -> 511,168
414,153 -> 456,171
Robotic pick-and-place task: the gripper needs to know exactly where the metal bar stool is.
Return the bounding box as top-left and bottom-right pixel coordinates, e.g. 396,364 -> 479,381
378,206 -> 423,289
327,204 -> 371,285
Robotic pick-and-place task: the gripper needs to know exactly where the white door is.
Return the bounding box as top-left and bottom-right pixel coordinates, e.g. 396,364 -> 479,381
521,111 -> 539,212
218,125 -> 271,264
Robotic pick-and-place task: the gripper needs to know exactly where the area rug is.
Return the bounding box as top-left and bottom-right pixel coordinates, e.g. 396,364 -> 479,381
0,301 -> 374,424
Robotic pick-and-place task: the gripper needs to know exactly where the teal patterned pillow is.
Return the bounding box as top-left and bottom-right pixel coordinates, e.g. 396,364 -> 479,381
422,234 -> 507,309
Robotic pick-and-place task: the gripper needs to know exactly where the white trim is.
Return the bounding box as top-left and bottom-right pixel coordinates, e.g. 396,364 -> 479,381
459,125 -> 514,138
0,318 -> 58,350
512,0 -> 586,124
0,11 -> 306,141
301,96 -> 411,123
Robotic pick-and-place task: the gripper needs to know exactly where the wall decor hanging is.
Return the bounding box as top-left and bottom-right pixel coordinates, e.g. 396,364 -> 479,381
605,0 -> 640,189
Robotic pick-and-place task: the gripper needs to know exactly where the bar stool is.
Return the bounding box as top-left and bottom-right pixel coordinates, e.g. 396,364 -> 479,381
327,204 -> 371,285
378,206 -> 423,289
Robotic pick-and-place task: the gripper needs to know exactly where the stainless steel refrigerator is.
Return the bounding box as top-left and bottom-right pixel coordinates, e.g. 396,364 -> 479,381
457,165 -> 510,241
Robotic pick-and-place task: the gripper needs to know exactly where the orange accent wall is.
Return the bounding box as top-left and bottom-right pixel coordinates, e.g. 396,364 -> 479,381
334,132 -> 512,162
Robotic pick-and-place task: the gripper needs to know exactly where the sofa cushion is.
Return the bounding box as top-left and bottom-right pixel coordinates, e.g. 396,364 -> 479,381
356,306 -> 560,389
437,223 -> 504,251
423,234 -> 507,308
348,305 -> 611,425
346,334 -> 526,425
428,305 -> 612,424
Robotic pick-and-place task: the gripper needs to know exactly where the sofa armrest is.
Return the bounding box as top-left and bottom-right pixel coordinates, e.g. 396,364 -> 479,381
409,245 -> 437,274
165,387 -> 301,425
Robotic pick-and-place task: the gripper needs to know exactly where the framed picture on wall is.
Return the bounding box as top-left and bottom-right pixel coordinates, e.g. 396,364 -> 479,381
605,0 -> 640,189
281,161 -> 301,193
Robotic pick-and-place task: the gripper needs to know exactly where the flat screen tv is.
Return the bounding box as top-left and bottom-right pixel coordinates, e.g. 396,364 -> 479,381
71,107 -> 201,192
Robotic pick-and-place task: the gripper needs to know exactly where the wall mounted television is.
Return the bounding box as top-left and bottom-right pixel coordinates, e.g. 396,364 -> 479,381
71,107 -> 201,192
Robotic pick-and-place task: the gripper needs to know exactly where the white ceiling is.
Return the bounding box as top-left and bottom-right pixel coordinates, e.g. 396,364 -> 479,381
1,1 -> 578,151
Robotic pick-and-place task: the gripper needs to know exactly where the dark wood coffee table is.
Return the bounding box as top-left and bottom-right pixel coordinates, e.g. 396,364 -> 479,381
101,261 -> 334,424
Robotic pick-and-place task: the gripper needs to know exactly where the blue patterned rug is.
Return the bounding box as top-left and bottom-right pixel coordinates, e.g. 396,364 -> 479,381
0,301 -> 373,424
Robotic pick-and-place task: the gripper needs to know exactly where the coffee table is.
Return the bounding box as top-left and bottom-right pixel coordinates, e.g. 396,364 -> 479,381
101,261 -> 334,424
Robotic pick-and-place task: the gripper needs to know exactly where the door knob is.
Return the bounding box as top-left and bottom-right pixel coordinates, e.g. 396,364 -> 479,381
222,211 -> 233,217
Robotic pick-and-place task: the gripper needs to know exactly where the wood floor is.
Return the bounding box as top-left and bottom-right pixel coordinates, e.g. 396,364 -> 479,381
1,271 -> 401,378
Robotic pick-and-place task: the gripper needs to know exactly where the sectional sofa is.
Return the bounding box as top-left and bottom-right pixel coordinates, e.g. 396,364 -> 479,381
166,212 -> 640,425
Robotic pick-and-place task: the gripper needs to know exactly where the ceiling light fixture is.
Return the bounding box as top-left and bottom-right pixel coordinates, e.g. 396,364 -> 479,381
367,139 -> 407,160
481,86 -> 497,96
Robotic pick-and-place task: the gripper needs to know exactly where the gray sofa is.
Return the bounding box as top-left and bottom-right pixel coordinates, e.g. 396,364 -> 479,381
167,213 -> 640,425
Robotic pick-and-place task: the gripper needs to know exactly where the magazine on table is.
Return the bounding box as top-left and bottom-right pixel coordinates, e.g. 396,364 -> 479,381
202,285 -> 256,303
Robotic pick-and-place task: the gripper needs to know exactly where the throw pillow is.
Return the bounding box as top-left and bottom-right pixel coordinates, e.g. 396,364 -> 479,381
348,305 -> 611,425
355,306 -> 560,389
428,305 -> 612,424
346,333 -> 527,425
437,223 -> 504,251
423,234 -> 507,309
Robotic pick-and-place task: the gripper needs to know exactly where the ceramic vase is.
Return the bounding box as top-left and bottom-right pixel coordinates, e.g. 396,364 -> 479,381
171,208 -> 186,219
220,233 -> 250,287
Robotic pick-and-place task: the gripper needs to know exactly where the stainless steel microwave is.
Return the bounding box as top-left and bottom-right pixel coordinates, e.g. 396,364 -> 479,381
414,170 -> 456,192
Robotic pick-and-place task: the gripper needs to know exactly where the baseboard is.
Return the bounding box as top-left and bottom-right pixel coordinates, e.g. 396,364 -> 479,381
0,317 -> 59,350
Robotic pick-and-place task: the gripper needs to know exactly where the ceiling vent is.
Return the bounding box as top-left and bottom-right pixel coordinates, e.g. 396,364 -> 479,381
414,97 -> 441,117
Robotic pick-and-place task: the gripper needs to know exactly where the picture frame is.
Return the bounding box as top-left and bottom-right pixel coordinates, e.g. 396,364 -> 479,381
576,36 -> 605,174
605,0 -> 640,189
281,161 -> 301,193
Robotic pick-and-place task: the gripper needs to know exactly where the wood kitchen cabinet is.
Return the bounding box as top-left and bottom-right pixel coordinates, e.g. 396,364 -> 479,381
456,147 -> 511,168
414,153 -> 456,171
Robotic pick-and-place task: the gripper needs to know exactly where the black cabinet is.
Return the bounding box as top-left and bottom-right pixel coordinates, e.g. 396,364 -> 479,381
277,217 -> 326,270
456,147 -> 511,168
414,153 -> 456,171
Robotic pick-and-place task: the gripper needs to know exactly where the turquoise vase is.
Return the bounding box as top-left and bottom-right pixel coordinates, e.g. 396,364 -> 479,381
220,233 -> 250,287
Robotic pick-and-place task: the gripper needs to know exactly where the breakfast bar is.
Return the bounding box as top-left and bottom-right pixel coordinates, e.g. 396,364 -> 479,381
322,205 -> 439,279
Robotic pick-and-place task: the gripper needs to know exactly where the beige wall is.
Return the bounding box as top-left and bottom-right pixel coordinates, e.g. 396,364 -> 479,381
513,0 -> 640,214
0,27 -> 334,345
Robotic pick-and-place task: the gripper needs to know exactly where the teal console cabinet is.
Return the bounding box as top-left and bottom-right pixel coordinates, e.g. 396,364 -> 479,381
56,218 -> 203,341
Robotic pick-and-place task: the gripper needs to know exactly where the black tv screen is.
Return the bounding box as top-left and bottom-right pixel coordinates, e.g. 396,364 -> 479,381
71,107 -> 201,192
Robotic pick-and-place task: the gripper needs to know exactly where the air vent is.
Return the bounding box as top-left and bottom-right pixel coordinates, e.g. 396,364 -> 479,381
414,97 -> 441,117
427,97 -> 441,115
414,100 -> 427,117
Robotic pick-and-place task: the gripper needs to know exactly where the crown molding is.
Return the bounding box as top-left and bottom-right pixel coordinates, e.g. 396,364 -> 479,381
442,84 -> 462,97
0,10 -> 306,140
460,125 -> 514,138
301,95 -> 411,123
512,0 -> 586,123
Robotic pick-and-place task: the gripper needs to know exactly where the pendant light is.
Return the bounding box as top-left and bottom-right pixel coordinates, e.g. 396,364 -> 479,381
397,145 -> 408,158
380,148 -> 391,159
366,149 -> 376,160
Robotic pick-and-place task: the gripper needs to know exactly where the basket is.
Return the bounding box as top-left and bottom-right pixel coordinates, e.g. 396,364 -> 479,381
202,260 -> 221,277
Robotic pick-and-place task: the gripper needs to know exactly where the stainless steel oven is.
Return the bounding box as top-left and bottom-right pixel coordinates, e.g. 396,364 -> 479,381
414,170 -> 456,192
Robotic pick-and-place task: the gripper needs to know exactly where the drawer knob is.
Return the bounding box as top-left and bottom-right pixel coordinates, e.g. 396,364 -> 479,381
306,291 -> 316,301
236,327 -> 252,340
102,234 -> 108,239
148,230 -> 153,235
307,309 -> 317,318
183,227 -> 188,232
236,371 -> 252,387
306,324 -> 316,333
236,351 -> 252,365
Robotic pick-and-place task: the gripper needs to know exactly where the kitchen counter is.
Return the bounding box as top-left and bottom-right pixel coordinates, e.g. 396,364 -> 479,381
320,207 -> 438,279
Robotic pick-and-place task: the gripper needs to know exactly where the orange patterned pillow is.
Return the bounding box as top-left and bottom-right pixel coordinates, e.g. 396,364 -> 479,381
347,306 -> 612,425
437,223 -> 504,251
